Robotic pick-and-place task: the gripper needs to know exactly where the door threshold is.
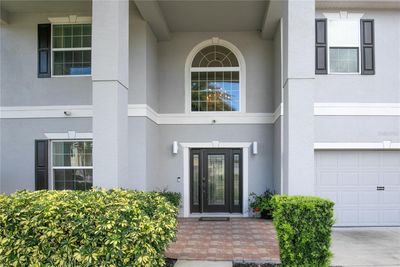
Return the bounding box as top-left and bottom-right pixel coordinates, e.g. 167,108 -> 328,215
189,212 -> 245,218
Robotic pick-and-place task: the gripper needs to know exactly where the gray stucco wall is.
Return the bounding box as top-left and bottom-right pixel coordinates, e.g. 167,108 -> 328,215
129,5 -> 159,111
315,116 -> 400,142
272,22 -> 282,194
154,124 -> 274,196
157,31 -> 274,113
0,118 -> 92,194
0,12 -> 92,106
315,10 -> 400,103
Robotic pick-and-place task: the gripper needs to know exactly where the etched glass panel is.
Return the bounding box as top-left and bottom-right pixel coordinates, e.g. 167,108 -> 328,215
193,154 -> 199,205
233,154 -> 240,206
208,155 -> 225,205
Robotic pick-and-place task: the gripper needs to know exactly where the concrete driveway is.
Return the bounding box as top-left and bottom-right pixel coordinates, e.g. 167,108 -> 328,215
331,227 -> 400,267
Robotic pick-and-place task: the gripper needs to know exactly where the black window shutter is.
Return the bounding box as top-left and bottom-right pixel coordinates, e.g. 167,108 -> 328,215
38,24 -> 51,78
315,19 -> 328,74
35,140 -> 49,190
361,19 -> 375,75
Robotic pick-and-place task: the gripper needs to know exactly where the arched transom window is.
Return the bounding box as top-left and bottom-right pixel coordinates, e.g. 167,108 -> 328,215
191,45 -> 240,112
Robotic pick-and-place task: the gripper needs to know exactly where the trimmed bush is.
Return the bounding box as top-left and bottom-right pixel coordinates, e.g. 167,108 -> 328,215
0,189 -> 178,267
272,195 -> 334,267
156,191 -> 181,208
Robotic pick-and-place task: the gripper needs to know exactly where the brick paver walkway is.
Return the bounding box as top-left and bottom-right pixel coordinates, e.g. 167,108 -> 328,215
165,218 -> 280,262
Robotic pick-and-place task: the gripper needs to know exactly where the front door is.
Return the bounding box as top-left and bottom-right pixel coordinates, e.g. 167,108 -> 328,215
190,148 -> 242,213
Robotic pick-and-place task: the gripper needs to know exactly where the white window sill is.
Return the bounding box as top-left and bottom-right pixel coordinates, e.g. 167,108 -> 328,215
51,75 -> 92,78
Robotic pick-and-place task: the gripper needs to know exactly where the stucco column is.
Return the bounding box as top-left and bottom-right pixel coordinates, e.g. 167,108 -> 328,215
92,0 -> 129,188
281,0 -> 315,195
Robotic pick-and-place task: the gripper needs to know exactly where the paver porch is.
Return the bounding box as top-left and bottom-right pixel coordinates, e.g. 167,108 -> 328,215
165,218 -> 280,262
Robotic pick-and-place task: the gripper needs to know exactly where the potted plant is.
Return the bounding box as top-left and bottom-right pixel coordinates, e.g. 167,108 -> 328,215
249,189 -> 276,219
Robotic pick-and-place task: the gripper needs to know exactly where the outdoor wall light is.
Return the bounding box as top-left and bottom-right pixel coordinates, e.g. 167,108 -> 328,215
172,141 -> 179,154
252,141 -> 258,155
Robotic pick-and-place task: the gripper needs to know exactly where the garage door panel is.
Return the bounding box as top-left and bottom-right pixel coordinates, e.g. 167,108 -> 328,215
360,172 -> 380,185
339,209 -> 359,225
382,173 -> 400,186
316,153 -> 338,168
381,209 -> 400,225
359,191 -> 380,205
381,152 -> 400,168
341,191 -> 358,204
359,209 -> 380,225
340,173 -> 359,185
315,151 -> 400,226
382,191 -> 400,205
317,191 -> 338,202
358,152 -> 381,168
318,172 -> 339,186
338,152 -> 358,168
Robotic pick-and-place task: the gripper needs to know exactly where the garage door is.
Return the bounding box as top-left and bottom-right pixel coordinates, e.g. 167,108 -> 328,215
315,151 -> 400,226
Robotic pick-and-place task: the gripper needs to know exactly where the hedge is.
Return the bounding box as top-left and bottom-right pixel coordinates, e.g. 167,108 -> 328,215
156,191 -> 181,208
272,195 -> 334,267
0,189 -> 178,267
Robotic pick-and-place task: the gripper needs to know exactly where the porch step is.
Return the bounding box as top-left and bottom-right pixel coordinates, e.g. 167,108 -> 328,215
174,260 -> 232,267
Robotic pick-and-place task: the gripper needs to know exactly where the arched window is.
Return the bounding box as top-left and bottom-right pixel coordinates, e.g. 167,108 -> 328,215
190,44 -> 241,112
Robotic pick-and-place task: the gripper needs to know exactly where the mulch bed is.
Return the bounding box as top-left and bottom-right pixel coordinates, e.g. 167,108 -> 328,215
165,258 -> 177,267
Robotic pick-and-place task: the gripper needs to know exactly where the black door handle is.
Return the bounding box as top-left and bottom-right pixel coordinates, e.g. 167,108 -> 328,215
377,186 -> 385,191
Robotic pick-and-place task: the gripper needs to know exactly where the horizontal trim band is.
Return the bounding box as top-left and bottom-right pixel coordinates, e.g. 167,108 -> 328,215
314,103 -> 400,116
314,141 -> 400,150
1,104 -> 279,125
2,102 -> 399,123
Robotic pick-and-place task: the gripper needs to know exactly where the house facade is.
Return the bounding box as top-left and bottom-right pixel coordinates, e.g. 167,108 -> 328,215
1,0 -> 399,226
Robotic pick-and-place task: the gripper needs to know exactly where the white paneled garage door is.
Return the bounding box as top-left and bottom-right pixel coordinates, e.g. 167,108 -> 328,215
315,151 -> 400,226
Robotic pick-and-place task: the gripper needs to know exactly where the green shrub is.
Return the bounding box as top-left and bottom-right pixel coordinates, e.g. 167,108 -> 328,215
272,195 -> 334,267
0,189 -> 178,267
156,191 -> 181,208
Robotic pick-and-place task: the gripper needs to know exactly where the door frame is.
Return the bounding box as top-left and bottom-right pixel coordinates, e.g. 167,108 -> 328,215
190,148 -> 242,213
181,141 -> 251,217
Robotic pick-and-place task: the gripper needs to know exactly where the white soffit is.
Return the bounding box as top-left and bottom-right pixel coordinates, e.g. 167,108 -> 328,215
158,0 -> 268,32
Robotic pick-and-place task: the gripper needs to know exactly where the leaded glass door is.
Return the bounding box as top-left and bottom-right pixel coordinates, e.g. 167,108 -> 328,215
190,149 -> 242,213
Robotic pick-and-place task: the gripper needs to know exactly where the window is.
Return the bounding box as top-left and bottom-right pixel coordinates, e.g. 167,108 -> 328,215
52,24 -> 91,76
51,141 -> 93,190
327,18 -> 360,73
190,45 -> 240,112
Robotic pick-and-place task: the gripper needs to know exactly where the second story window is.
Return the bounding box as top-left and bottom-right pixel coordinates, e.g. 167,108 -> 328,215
190,45 -> 240,112
52,24 -> 91,76
328,19 -> 360,74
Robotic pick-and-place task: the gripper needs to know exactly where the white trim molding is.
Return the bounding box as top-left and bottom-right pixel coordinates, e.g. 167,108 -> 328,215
180,141 -> 251,218
0,105 -> 92,118
1,105 -> 274,125
314,103 -> 400,116
44,131 -> 93,140
184,37 -> 247,114
273,103 -> 283,123
3,103 -> 400,122
48,15 -> 92,24
314,141 -> 400,150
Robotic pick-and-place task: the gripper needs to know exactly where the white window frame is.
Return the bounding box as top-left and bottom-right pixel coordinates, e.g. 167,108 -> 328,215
324,12 -> 364,75
50,23 -> 92,78
49,139 -> 93,190
185,38 -> 246,114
